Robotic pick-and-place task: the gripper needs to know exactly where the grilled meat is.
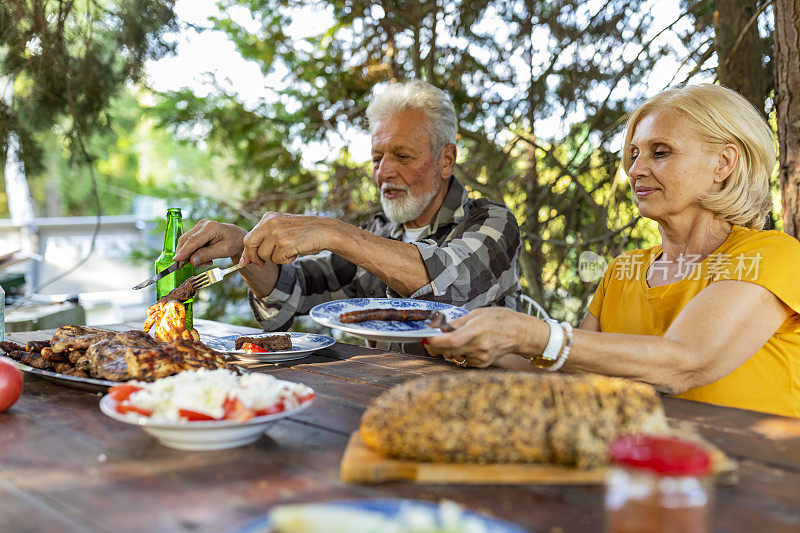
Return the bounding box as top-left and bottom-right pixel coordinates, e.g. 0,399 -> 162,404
20,351 -> 54,370
83,331 -> 162,381
125,338 -> 231,381
157,279 -> 196,304
26,340 -> 51,353
53,362 -> 90,378
143,300 -> 199,343
17,321 -> 234,383
339,309 -> 432,323
41,347 -> 68,362
51,326 -> 115,353
0,341 -> 26,353
2,349 -> 28,363
234,334 -> 291,351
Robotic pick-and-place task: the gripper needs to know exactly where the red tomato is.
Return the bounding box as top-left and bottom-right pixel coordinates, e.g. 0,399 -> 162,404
116,403 -> 152,417
0,356 -> 23,413
298,391 -> 315,403
222,396 -> 254,421
178,409 -> 217,421
108,384 -> 142,402
255,400 -> 285,417
241,342 -> 268,353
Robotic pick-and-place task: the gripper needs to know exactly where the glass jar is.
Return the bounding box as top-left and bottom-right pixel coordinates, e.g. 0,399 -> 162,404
606,435 -> 712,533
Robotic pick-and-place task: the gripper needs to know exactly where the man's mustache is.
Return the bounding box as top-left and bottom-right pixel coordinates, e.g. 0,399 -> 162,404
381,183 -> 410,194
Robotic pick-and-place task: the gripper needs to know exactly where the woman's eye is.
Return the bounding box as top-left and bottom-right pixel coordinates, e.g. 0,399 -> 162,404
654,151 -> 669,158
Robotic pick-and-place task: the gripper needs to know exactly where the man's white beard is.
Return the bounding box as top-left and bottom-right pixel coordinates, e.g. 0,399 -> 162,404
380,182 -> 440,225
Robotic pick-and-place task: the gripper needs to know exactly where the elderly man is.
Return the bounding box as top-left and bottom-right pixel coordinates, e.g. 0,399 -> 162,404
174,80 -> 522,350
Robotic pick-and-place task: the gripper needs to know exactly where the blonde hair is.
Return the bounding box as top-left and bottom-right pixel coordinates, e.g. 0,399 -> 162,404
622,84 -> 776,229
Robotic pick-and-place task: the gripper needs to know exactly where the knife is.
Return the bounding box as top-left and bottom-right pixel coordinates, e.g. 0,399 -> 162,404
132,260 -> 188,290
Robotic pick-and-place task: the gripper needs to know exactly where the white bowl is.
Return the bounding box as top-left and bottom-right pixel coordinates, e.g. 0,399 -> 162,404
99,392 -> 314,451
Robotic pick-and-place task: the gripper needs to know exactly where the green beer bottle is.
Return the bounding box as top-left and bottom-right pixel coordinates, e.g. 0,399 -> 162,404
155,208 -> 194,330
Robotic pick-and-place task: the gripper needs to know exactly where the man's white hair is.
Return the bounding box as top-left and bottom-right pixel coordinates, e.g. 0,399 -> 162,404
366,79 -> 457,157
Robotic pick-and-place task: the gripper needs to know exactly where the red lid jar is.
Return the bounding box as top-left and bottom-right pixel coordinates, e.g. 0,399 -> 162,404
606,435 -> 712,533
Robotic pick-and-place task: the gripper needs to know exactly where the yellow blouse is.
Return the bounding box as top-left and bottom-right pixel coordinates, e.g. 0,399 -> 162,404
588,225 -> 800,418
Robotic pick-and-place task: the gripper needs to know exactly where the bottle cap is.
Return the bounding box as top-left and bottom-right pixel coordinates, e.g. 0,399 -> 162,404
610,434 -> 711,476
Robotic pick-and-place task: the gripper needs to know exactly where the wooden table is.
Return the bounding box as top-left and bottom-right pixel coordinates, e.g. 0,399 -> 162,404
1,319 -> 799,532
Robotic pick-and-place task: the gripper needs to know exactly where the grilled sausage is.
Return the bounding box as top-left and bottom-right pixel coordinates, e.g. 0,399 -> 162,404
339,309 -> 432,323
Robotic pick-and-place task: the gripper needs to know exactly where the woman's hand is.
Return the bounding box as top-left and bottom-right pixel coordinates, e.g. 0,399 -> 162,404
424,307 -> 547,368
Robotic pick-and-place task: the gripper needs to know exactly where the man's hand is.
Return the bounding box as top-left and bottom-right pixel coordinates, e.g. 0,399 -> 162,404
174,220 -> 248,267
240,213 -> 343,268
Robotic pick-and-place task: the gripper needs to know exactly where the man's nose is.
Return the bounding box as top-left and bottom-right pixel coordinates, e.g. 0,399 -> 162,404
375,157 -> 396,180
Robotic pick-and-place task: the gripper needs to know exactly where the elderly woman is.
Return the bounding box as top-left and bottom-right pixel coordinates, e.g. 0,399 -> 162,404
425,84 -> 800,418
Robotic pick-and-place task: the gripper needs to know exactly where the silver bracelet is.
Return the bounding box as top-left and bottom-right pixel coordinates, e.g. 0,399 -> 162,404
546,321 -> 574,372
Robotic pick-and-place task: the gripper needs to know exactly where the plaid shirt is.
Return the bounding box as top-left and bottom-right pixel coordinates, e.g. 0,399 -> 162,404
249,177 -> 522,349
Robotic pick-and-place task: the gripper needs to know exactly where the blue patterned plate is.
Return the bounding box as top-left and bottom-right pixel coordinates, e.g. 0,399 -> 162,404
232,498 -> 529,533
204,332 -> 334,362
309,298 -> 467,343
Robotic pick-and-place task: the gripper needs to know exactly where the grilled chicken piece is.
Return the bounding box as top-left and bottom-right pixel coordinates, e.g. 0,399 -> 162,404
26,340 -> 51,353
168,338 -> 229,368
83,331 -> 162,381
0,341 -> 26,353
51,326 -> 114,353
41,347 -> 68,362
53,362 -> 90,378
2,349 -> 28,362
143,300 -> 200,343
126,338 -> 231,381
20,351 -> 54,370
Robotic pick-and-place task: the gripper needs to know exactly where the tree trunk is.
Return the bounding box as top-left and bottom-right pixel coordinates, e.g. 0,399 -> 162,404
774,0 -> 800,238
713,0 -> 771,114
713,0 -> 775,229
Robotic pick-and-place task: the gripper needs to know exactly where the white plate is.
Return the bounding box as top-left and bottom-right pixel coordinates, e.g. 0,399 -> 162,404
309,298 -> 467,343
99,392 -> 314,450
203,332 -> 334,362
234,499 -> 529,533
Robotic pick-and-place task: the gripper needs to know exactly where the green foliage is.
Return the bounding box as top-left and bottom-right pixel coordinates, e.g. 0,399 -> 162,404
159,0 -> 675,321
0,0 -> 779,326
0,0 -> 178,179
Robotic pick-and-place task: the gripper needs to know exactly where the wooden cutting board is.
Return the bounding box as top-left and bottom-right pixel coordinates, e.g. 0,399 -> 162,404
340,432 -> 738,485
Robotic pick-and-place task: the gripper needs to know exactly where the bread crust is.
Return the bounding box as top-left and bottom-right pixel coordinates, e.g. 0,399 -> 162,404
360,371 -> 669,468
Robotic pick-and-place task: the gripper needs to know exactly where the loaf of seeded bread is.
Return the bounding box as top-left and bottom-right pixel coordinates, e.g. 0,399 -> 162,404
360,371 -> 669,468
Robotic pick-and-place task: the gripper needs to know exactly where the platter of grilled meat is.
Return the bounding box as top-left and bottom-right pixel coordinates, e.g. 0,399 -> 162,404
0,304 -> 238,393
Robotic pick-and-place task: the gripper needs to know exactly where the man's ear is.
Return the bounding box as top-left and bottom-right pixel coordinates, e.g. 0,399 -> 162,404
714,143 -> 738,183
439,143 -> 457,179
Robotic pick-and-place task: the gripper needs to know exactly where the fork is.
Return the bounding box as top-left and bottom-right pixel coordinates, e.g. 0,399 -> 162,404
189,263 -> 244,292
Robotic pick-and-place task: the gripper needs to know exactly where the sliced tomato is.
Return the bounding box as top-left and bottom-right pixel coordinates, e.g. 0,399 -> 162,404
298,391 -> 315,403
178,408 -> 217,421
255,400 -> 285,417
116,403 -> 152,417
108,384 -> 142,402
222,396 -> 254,421
241,342 -> 269,353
